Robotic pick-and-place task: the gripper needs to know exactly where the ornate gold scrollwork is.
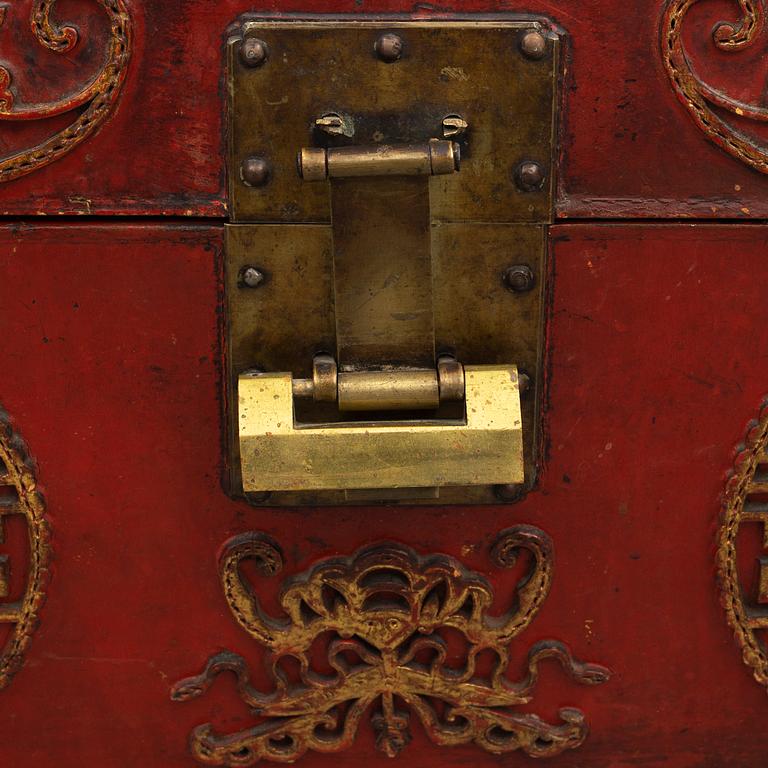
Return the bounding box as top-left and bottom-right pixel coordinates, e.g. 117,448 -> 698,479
719,400 -> 768,689
662,0 -> 768,173
0,0 -> 132,182
0,407 -> 50,690
172,528 -> 609,764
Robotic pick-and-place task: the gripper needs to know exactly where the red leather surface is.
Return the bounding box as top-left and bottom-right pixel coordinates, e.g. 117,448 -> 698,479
2,1 -> 768,217
0,222 -> 766,765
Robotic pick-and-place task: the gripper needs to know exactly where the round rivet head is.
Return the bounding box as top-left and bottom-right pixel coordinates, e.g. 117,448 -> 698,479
241,156 -> 271,187
520,30 -> 548,59
495,483 -> 525,503
503,265 -> 535,293
240,37 -> 268,67
375,33 -> 404,62
240,266 -> 265,289
515,161 -> 546,192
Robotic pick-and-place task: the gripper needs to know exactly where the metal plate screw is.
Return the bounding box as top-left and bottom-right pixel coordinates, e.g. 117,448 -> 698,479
503,265 -> 535,293
520,30 -> 548,60
240,37 -> 268,67
375,33 -> 404,62
241,156 -> 271,187
442,115 -> 468,138
515,161 -> 546,192
495,483 -> 525,503
315,112 -> 355,137
240,266 -> 265,289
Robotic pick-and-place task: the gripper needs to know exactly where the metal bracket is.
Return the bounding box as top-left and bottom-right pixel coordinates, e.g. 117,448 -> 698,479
224,17 -> 563,505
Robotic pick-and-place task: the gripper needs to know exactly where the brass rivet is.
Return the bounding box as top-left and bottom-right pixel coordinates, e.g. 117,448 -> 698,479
240,266 -> 265,289
375,33 -> 404,63
240,37 -> 268,67
246,491 -> 272,503
515,161 -> 546,192
503,265 -> 535,293
241,156 -> 271,187
495,484 -> 525,503
520,30 -> 547,60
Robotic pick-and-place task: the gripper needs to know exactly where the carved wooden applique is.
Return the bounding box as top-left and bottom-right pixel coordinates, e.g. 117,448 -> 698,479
0,0 -> 132,182
172,527 -> 610,764
662,0 -> 768,173
720,400 -> 768,689
0,408 -> 50,690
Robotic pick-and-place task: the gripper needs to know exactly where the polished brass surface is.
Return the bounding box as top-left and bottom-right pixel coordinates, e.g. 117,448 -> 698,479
225,18 -> 561,504
337,370 -> 440,411
239,366 -> 523,492
299,140 -> 459,180
172,530 -> 610,762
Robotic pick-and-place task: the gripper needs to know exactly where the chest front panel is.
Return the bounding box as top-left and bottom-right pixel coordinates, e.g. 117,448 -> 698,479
2,3 -> 768,767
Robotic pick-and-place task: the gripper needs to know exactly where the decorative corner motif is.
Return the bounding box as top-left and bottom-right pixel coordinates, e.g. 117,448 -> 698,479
172,527 -> 609,764
0,407 -> 50,690
0,0 -> 132,182
719,400 -> 768,689
662,0 -> 768,173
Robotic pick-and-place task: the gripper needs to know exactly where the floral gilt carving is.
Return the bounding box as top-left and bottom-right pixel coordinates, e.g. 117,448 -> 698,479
662,0 -> 768,173
172,528 -> 609,764
0,0 -> 132,182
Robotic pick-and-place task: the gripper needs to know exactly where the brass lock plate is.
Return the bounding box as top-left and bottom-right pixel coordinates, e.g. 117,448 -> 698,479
225,17 -> 563,506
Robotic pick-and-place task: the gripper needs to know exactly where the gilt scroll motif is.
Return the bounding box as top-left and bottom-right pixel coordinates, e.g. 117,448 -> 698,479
0,407 -> 50,690
661,0 -> 768,173
719,400 -> 768,689
0,0 -> 132,182
172,528 -> 609,764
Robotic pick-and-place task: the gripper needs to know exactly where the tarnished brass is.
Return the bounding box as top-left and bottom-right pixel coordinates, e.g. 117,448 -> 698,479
225,18 -> 562,504
295,358 -> 465,411
291,354 -> 339,402
298,140 -> 459,181
337,370 -> 440,411
229,20 -> 560,223
437,354 -> 465,401
331,175 -> 435,369
239,366 -> 523,492
442,115 -> 469,138
172,529 -> 610,763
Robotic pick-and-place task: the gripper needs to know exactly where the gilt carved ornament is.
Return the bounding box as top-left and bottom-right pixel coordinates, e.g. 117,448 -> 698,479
719,400 -> 768,690
662,0 -> 768,173
0,407 -> 50,690
172,527 -> 609,764
0,0 -> 132,182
